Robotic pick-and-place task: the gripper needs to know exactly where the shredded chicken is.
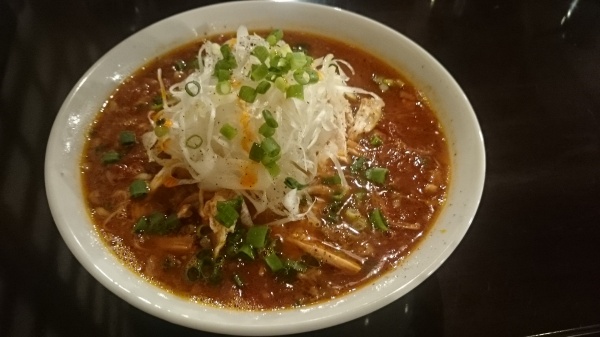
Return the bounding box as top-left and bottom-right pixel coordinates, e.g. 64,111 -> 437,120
200,190 -> 239,257
348,97 -> 384,140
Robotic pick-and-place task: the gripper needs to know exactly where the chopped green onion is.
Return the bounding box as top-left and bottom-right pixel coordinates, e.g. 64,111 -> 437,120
238,244 -> 255,259
274,77 -> 288,91
216,81 -> 231,95
266,29 -> 284,46
261,154 -> 281,166
133,216 -> 148,233
264,161 -> 280,177
262,109 -> 278,128
129,179 -> 149,198
119,131 -> 136,146
219,124 -> 237,140
185,134 -> 203,149
322,174 -> 341,185
184,81 -> 201,96
134,212 -> 180,235
365,167 -> 388,184
306,68 -> 319,84
289,52 -> 307,70
154,125 -> 169,137
220,44 -> 233,59
284,177 -> 308,190
370,135 -> 383,147
233,274 -> 244,287
252,46 -> 269,63
286,84 -> 304,100
101,150 -> 120,164
261,137 -> 280,157
258,123 -> 276,137
251,63 -> 269,81
369,208 -> 388,231
256,81 -> 271,94
215,201 -> 240,228
350,156 -> 367,174
272,57 -> 290,73
238,86 -> 257,103
293,69 -> 310,85
246,225 -> 268,249
163,214 -> 180,232
284,259 -> 308,273
215,68 -> 231,81
264,252 -> 284,272
249,142 -> 265,162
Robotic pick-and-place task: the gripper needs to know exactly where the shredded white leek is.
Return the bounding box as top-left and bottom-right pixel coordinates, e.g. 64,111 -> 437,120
142,26 -> 384,223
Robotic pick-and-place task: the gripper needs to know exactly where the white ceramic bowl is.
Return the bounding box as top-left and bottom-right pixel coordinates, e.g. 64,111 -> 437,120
45,1 -> 485,335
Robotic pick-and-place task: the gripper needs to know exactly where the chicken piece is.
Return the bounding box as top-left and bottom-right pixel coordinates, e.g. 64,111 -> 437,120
200,190 -> 238,257
348,97 -> 384,140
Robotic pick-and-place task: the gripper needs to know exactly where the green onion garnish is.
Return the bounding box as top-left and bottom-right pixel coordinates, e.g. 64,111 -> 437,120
216,81 -> 231,95
284,177 -> 307,190
350,156 -> 367,174
249,142 -> 265,162
119,131 -> 136,146
133,212 -> 180,234
365,167 -> 388,184
238,86 -> 257,103
258,123 -> 276,137
293,69 -> 310,85
274,77 -> 288,91
306,68 -> 319,84
322,174 -> 341,185
264,161 -> 280,177
219,124 -> 237,140
286,84 -> 304,100
266,29 -> 284,46
185,134 -> 203,149
184,80 -> 201,96
284,259 -> 308,273
133,216 -> 148,233
215,201 -> 240,228
238,244 -> 255,260
251,63 -> 269,81
129,179 -> 149,198
261,137 -> 280,157
370,135 -> 383,147
289,52 -> 307,70
101,150 -> 120,164
215,68 -> 231,81
369,208 -> 388,231
252,46 -> 269,63
261,154 -> 281,167
233,274 -> 245,287
256,81 -> 271,94
264,252 -> 284,272
262,109 -> 278,128
246,225 -> 268,249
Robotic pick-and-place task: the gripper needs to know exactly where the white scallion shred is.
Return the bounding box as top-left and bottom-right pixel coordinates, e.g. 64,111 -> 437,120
142,26 -> 384,223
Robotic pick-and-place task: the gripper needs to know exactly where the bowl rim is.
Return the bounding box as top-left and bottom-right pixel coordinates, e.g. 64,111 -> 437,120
45,1 -> 485,335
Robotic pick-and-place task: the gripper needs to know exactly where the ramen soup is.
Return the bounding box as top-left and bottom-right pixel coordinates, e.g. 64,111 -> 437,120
81,27 -> 449,309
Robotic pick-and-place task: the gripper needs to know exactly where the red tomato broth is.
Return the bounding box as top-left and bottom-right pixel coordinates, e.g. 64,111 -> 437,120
80,30 -> 449,310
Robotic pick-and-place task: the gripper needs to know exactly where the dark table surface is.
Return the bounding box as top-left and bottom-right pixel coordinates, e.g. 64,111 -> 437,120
1,0 -> 599,336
